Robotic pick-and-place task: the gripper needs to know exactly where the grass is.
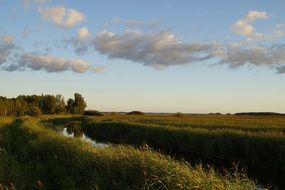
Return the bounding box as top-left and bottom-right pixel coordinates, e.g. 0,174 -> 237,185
82,120 -> 285,172
41,114 -> 285,172
0,116 -> 256,189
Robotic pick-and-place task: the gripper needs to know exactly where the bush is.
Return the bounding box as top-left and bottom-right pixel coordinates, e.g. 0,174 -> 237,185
174,112 -> 183,117
127,111 -> 144,115
83,110 -> 104,116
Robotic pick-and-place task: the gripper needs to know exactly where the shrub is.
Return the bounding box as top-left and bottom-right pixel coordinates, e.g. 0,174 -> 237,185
127,111 -> 144,115
83,110 -> 104,116
174,112 -> 183,117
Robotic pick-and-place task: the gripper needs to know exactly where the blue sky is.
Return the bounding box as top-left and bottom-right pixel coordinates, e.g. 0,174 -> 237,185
1,0 -> 285,113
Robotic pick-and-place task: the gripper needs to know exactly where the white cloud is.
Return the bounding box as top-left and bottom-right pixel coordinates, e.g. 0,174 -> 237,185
0,36 -> 15,65
78,27 -> 90,40
93,28 -> 285,74
2,34 -> 14,44
232,11 -> 269,39
220,44 -> 285,72
18,54 -> 91,73
0,44 -> 13,65
38,5 -> 85,28
242,11 -> 268,23
94,30 -> 222,68
92,65 -> 106,73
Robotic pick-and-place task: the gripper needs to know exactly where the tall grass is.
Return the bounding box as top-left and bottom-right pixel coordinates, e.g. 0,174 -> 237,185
83,120 -> 285,171
0,117 -> 255,189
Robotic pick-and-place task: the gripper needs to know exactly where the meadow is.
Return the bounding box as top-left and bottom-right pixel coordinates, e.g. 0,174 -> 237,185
0,115 -> 256,189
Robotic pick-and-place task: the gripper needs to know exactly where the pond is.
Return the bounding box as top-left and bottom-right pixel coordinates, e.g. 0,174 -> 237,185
61,127 -> 108,148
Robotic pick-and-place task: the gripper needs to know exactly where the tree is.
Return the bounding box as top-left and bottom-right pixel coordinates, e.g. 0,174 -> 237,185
14,96 -> 29,116
0,93 -> 86,116
74,93 -> 87,114
66,93 -> 87,114
28,105 -> 42,117
41,95 -> 57,114
0,97 -> 7,116
55,94 -> 66,114
66,98 -> 75,114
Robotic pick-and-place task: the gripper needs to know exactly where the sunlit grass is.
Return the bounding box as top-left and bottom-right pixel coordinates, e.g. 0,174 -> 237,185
0,116 -> 256,189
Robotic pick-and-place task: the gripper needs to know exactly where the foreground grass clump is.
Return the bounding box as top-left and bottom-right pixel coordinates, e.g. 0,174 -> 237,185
0,117 -> 255,189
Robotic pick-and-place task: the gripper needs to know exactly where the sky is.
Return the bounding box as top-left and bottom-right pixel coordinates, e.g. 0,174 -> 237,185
1,0 -> 285,113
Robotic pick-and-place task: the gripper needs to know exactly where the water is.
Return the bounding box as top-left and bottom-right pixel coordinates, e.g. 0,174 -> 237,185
61,127 -> 108,148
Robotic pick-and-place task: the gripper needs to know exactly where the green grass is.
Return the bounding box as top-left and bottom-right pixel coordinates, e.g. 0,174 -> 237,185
82,120 -> 285,171
0,117 -> 255,189
40,114 -> 285,172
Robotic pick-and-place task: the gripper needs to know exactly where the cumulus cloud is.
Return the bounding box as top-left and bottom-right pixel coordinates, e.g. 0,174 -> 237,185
2,34 -> 14,44
232,11 -> 269,40
276,65 -> 285,74
17,53 -> 91,73
92,65 -> 106,73
38,5 -> 85,28
93,28 -> 285,74
0,35 -> 15,65
220,44 -> 285,73
0,44 -> 14,65
59,27 -> 92,56
94,30 -> 222,68
63,35 -> 93,56
2,64 -> 22,71
78,27 -> 90,40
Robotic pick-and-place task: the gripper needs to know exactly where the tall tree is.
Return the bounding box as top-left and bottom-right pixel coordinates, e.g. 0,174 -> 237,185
66,93 -> 87,114
55,94 -> 66,114
66,98 -> 75,114
41,95 -> 57,114
74,93 -> 87,114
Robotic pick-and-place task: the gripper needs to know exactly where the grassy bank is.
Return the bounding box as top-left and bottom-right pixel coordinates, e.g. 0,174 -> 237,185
82,120 -> 285,172
0,117 -> 255,189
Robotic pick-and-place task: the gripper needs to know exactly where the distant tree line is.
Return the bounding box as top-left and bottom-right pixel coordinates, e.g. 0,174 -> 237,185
235,112 -> 284,116
0,93 -> 87,116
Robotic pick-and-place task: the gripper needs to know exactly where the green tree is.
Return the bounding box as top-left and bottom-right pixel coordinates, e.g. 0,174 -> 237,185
14,96 -> 29,116
0,97 -> 7,116
55,94 -> 66,114
66,98 -> 75,114
74,93 -> 87,114
66,93 -> 87,114
28,105 -> 42,116
42,95 -> 57,114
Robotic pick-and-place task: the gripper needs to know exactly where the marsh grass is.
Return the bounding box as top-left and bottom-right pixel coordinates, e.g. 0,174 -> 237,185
0,117 -> 255,189
82,119 -> 285,172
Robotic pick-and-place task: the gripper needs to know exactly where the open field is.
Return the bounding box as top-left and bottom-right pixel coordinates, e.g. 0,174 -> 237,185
0,116 -> 255,189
